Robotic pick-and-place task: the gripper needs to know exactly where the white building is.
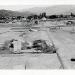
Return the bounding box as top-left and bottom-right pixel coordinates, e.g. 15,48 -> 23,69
41,17 -> 47,21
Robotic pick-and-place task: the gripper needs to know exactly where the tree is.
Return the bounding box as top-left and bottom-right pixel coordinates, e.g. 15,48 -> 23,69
71,12 -> 75,17
17,16 -> 22,20
27,16 -> 33,20
33,15 -> 38,19
59,14 -> 64,18
38,13 -> 42,19
42,12 -> 46,17
49,15 -> 58,19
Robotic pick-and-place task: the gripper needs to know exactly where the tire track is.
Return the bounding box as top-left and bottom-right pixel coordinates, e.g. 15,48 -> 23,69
45,29 -> 65,69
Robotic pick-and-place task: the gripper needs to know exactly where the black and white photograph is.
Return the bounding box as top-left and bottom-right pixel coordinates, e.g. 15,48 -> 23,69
0,0 -> 75,70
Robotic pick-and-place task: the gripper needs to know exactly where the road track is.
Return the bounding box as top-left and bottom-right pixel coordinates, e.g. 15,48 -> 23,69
0,25 -> 66,69
45,28 -> 65,69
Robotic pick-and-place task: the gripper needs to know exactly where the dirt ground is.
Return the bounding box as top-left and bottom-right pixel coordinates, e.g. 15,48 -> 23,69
47,29 -> 75,69
0,53 -> 60,69
0,21 -> 75,69
0,23 -> 61,69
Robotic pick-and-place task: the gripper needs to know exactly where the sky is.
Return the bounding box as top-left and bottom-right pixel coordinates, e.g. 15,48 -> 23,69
0,0 -> 75,11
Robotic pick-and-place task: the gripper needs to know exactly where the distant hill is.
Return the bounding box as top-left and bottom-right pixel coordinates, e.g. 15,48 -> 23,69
22,5 -> 75,15
0,9 -> 34,17
1,5 -> 75,18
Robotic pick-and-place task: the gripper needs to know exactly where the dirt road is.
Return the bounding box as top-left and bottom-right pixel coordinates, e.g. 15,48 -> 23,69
47,29 -> 75,69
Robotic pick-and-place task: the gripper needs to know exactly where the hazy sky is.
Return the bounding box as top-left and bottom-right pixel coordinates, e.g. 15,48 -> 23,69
0,5 -> 49,11
0,0 -> 75,11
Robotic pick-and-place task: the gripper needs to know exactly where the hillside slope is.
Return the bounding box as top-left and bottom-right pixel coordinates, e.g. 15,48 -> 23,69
0,9 -> 34,17
23,5 -> 75,15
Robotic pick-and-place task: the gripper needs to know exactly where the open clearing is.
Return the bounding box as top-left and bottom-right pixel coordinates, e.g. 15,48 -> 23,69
0,53 -> 60,69
47,30 -> 75,69
0,21 -> 75,69
0,23 -> 61,69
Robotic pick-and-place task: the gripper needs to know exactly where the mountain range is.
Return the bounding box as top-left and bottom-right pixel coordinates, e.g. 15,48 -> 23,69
23,5 -> 75,15
0,5 -> 75,18
0,9 -> 34,17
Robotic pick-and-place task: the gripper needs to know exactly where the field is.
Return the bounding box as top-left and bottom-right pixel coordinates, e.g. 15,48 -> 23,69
47,30 -> 75,69
0,21 -> 75,69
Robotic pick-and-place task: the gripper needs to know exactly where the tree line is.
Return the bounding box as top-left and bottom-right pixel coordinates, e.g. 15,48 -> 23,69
27,12 -> 75,20
0,12 -> 75,21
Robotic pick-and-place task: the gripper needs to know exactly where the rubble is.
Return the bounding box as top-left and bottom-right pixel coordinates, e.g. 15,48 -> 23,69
32,39 -> 56,53
0,38 -> 56,54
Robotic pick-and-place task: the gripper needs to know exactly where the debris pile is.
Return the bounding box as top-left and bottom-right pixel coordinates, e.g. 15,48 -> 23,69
0,39 -> 56,54
32,39 -> 56,53
21,41 -> 32,50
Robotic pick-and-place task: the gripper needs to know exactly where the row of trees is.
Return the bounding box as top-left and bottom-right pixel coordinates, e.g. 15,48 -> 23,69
27,12 -> 75,20
0,16 -> 25,20
27,12 -> 46,20
0,12 -> 75,21
47,13 -> 75,19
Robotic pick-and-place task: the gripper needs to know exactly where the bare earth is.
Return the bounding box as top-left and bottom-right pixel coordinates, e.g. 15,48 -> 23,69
0,21 -> 75,69
47,30 -> 75,69
0,24 -> 61,69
